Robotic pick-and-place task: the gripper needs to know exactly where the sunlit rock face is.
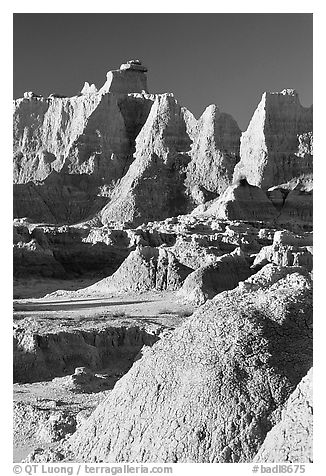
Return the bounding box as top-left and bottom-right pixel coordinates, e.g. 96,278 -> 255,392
13,61 -> 153,224
99,60 -> 148,95
13,64 -> 312,228
233,89 -> 313,190
185,104 -> 242,199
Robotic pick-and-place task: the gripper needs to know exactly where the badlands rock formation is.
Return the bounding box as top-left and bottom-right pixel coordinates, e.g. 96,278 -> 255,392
13,60 -> 313,464
185,104 -> 241,199
100,60 -> 148,95
14,61 -> 312,227
252,230 -> 313,271
233,89 -> 313,189
98,93 -> 192,226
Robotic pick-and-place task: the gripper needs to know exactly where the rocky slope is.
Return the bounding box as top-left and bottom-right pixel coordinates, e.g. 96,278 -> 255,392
178,247 -> 251,304
62,267 -> 312,462
254,368 -> 313,463
13,60 -> 313,464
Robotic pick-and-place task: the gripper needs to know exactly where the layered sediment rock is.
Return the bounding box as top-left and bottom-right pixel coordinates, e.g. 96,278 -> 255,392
277,181 -> 313,229
14,320 -> 159,383
13,62 -> 245,226
65,269 -> 312,462
13,221 -> 130,278
233,89 -> 313,189
14,63 -> 313,227
13,67 -> 154,224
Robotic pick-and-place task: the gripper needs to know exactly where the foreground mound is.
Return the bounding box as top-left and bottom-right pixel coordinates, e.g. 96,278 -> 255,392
66,268 -> 312,462
254,368 -> 313,463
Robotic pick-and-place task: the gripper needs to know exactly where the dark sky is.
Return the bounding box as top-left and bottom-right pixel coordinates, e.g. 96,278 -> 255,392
13,13 -> 313,130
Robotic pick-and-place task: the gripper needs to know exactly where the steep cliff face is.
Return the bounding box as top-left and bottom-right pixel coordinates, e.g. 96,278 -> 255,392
185,105 -> 241,200
13,90 -> 155,224
13,66 -> 312,227
233,89 -> 313,189
99,94 -> 193,226
14,322 -> 159,383
13,61 -> 150,188
13,94 -> 102,184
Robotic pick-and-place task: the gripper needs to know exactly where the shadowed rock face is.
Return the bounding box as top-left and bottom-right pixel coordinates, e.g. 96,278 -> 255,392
13,221 -> 131,278
254,368 -> 313,463
233,89 -> 312,190
65,269 -> 312,463
13,85 -> 155,225
278,183 -> 313,229
13,322 -> 160,384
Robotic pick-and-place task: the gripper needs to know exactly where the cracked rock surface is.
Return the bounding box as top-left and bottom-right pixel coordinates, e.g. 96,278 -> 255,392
64,268 -> 312,463
254,368 -> 313,463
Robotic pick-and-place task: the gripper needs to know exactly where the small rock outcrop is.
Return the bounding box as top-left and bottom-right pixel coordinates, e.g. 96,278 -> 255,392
82,246 -> 192,294
254,368 -> 313,463
81,82 -> 97,95
252,229 -> 313,271
233,89 -> 313,189
197,178 -> 277,222
99,60 -> 148,95
179,247 -> 251,304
